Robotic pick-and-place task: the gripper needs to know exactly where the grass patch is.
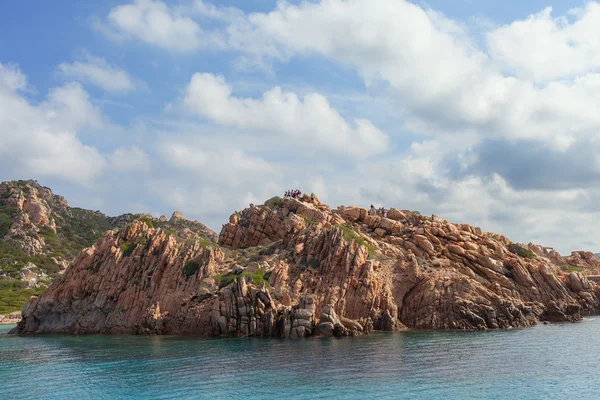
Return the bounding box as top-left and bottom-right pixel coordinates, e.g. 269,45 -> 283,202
182,261 -> 201,279
213,268 -> 269,288
299,215 -> 317,226
121,242 -> 136,257
566,265 -> 583,273
264,196 -> 283,209
339,226 -> 377,258
508,243 -> 536,259
0,280 -> 44,314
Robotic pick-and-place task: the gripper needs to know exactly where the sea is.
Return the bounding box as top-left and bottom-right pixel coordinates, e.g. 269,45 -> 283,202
1,318 -> 599,400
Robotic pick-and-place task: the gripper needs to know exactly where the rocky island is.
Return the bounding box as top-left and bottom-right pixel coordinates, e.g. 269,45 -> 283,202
4,181 -> 600,337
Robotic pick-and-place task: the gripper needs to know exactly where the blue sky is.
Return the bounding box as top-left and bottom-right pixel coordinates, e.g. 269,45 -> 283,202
1,0 -> 600,254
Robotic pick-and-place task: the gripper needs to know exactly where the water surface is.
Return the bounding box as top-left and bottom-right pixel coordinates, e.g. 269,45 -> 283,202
1,319 -> 599,399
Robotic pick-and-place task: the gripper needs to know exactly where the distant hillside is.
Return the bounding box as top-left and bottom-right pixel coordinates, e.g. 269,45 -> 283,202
0,180 -> 216,314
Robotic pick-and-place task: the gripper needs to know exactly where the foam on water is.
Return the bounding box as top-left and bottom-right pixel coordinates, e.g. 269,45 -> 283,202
1,319 -> 599,399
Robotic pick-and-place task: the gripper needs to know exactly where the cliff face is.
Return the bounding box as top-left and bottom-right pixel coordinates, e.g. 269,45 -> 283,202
0,180 -> 216,316
11,195 -> 600,336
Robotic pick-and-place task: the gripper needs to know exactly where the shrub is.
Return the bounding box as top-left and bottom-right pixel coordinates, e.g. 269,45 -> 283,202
0,205 -> 18,237
0,281 -> 44,314
566,265 -> 583,273
182,261 -> 201,278
508,243 -> 536,259
137,216 -> 154,228
121,242 -> 136,257
264,196 -> 283,209
164,228 -> 178,239
339,226 -> 377,258
300,215 -> 317,225
213,269 -> 269,288
306,258 -> 320,269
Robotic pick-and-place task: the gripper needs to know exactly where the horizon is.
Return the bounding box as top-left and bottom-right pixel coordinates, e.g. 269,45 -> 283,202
2,0 -> 600,254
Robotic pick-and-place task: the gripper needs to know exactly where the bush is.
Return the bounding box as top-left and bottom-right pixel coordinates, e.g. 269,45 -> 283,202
213,269 -> 269,288
121,242 -> 136,257
508,243 -> 536,259
300,215 -> 317,226
182,261 -> 201,278
137,216 -> 154,228
339,226 -> 377,258
305,257 -> 320,269
0,205 -> 18,237
264,196 -> 283,209
566,265 -> 583,273
0,281 -> 44,314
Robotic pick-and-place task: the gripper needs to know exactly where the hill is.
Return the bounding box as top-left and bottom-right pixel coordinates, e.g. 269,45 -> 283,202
0,180 -> 215,315
10,194 -> 600,336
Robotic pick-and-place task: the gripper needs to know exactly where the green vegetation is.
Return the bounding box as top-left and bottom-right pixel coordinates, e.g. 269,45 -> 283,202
182,261 -> 201,278
164,228 -> 178,238
508,243 -> 536,259
259,242 -> 279,256
213,268 -> 269,288
0,241 -> 60,276
303,257 -> 320,269
566,265 -> 583,273
0,205 -> 18,237
339,226 -> 377,258
264,196 -> 283,209
299,215 -> 317,226
121,242 -> 136,257
137,216 -> 154,228
0,280 -> 44,314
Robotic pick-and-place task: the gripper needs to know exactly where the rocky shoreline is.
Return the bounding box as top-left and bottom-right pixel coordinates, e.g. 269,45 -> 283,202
10,195 -> 600,336
0,311 -> 21,325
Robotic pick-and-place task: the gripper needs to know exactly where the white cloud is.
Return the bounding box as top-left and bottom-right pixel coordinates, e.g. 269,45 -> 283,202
57,54 -> 138,93
182,72 -> 389,158
0,63 -> 106,185
160,141 -> 276,185
0,63 -> 27,91
488,4 -> 600,82
101,0 -> 206,52
109,146 -> 151,171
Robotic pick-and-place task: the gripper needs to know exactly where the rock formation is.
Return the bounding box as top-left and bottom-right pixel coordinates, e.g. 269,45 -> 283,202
0,180 -> 216,315
10,195 -> 600,336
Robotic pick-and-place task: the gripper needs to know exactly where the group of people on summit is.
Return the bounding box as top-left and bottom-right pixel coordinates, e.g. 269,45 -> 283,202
370,204 -> 387,218
285,190 -> 382,214
285,189 -> 303,199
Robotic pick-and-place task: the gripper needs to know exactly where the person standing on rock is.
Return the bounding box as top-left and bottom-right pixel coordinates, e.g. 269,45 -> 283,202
370,204 -> 376,215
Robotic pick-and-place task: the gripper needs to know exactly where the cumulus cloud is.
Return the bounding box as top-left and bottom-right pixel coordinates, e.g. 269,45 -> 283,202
0,63 -> 106,185
6,0 -> 600,254
182,72 -> 389,158
57,54 -> 138,93
488,4 -> 600,82
99,0 -> 208,52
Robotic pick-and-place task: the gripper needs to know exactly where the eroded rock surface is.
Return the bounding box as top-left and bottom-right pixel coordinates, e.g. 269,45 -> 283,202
11,196 -> 600,336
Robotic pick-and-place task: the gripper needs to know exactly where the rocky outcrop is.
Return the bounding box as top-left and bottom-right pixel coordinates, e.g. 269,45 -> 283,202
10,195 -> 600,336
0,180 -> 216,312
0,311 -> 22,325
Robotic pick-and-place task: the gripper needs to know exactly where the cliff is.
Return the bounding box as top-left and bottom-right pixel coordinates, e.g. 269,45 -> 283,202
0,180 -> 215,315
10,194 -> 600,336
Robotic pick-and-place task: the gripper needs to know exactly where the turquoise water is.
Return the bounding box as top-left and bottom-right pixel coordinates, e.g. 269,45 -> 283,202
1,319 -> 599,399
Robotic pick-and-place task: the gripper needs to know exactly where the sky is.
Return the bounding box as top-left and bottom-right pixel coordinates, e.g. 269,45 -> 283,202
1,0 -> 600,254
